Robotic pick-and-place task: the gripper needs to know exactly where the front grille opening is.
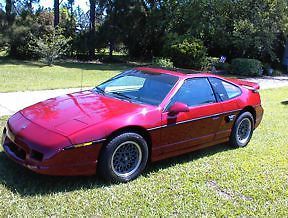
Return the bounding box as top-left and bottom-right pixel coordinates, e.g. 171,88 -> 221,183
8,142 -> 26,160
30,150 -> 44,162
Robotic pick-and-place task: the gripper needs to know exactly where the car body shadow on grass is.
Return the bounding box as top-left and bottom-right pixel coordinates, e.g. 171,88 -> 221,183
0,152 -> 109,196
0,142 -> 234,197
145,142 -> 234,177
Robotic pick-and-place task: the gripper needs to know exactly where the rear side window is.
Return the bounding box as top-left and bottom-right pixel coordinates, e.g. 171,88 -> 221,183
169,78 -> 216,107
209,78 -> 241,101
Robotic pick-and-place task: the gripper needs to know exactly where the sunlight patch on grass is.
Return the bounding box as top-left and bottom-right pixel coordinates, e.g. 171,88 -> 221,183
0,59 -> 129,92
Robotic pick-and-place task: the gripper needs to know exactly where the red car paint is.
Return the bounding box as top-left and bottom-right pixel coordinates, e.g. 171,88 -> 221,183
1,67 -> 263,176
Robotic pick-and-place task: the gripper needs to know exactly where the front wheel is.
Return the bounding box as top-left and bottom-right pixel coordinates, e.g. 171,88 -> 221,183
229,111 -> 254,148
98,132 -> 148,183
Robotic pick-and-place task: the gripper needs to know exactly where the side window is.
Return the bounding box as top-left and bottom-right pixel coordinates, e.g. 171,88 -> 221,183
169,78 -> 216,107
209,78 -> 241,101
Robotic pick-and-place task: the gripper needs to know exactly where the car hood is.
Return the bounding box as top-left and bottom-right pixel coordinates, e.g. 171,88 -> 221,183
20,90 -> 147,136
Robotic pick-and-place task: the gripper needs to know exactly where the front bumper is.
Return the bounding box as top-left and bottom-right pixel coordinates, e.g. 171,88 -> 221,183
2,125 -> 104,176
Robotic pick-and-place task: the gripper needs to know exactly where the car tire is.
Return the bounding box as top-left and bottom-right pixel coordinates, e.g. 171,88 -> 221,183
98,132 -> 149,183
229,111 -> 254,148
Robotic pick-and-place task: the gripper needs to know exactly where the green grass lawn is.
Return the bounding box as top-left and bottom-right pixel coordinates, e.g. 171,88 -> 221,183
0,87 -> 287,217
0,58 -> 130,92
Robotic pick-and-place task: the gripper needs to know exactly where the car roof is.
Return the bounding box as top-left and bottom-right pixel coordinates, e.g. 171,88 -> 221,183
135,66 -> 216,79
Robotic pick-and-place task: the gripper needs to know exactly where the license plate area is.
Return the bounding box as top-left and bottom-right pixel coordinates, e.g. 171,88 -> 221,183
6,141 -> 26,160
3,126 -> 27,161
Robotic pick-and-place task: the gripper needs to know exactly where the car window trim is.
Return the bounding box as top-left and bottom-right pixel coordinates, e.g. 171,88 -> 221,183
207,77 -> 222,103
149,108 -> 242,131
208,77 -> 242,102
97,69 -> 179,107
163,77 -> 218,112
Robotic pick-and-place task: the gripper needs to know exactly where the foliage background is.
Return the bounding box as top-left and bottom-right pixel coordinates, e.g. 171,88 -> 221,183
0,0 -> 288,69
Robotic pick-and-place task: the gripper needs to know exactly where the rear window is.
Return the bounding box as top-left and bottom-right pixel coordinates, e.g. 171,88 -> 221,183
209,78 -> 241,101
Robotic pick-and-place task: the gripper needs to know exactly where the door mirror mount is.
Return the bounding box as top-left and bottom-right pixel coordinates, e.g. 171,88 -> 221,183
168,102 -> 189,116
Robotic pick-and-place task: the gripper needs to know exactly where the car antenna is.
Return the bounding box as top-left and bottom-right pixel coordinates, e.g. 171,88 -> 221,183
80,69 -> 83,91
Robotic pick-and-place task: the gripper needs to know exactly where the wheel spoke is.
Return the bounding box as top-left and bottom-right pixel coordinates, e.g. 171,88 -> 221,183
236,118 -> 252,144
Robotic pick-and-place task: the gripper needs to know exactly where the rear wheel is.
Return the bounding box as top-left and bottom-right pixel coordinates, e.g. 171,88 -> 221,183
98,132 -> 148,183
229,111 -> 254,147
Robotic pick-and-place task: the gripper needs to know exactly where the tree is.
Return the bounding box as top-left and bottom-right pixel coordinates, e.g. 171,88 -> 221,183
74,5 -> 89,31
2,0 -> 288,65
6,8 -> 54,58
5,0 -> 15,26
164,0 -> 288,64
26,0 -> 33,13
230,0 -> 288,62
99,0 -> 172,58
66,0 -> 75,19
164,34 -> 208,69
59,7 -> 77,56
97,1 -> 119,58
88,0 -> 96,59
15,0 -> 40,14
54,0 -> 59,27
31,28 -> 71,65
62,0 -> 76,38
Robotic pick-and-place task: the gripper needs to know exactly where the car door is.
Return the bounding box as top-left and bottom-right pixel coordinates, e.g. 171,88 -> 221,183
208,77 -> 242,140
157,77 -> 223,157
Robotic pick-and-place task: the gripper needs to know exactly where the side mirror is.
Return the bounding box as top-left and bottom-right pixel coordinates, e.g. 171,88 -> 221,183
168,102 -> 189,116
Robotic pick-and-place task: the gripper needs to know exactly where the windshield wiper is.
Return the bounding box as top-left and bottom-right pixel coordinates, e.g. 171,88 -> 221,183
110,91 -> 132,102
94,87 -> 105,95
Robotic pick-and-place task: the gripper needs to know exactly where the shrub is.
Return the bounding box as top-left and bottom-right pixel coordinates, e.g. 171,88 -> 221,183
30,28 -> 71,66
164,35 -> 207,69
272,70 -> 283,76
203,57 -> 231,72
203,57 -> 218,70
231,58 -> 262,76
152,57 -> 174,68
215,62 -> 231,71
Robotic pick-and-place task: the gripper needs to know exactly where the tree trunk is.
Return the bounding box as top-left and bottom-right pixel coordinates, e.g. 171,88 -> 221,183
5,0 -> 13,26
54,0 -> 60,27
89,0 -> 96,60
283,41 -> 288,70
109,40 -> 113,58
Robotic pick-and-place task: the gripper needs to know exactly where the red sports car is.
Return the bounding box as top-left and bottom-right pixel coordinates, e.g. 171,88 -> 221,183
1,67 -> 263,182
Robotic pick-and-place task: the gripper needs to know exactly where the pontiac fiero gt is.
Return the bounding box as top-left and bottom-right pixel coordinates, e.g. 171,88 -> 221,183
2,67 -> 263,182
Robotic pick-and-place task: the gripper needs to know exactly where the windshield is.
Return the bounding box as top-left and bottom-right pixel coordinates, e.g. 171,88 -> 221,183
94,70 -> 178,106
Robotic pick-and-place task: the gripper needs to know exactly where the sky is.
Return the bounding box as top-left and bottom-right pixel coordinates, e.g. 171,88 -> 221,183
40,0 -> 89,12
0,0 -> 90,12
